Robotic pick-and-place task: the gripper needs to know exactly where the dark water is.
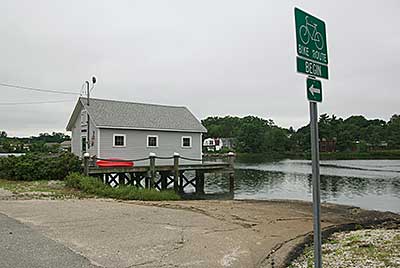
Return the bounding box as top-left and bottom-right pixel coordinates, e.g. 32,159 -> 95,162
204,159 -> 400,213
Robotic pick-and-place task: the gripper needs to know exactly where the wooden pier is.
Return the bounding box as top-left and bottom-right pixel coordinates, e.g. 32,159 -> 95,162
85,153 -> 235,195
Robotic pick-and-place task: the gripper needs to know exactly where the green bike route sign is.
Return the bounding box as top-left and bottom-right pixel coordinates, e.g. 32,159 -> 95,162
297,57 -> 329,79
306,77 -> 322,102
295,7 -> 328,65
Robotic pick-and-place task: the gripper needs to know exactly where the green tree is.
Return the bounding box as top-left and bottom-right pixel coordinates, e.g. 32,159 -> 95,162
264,128 -> 290,153
387,114 -> 400,148
236,121 -> 267,153
0,131 -> 7,138
201,116 -> 242,138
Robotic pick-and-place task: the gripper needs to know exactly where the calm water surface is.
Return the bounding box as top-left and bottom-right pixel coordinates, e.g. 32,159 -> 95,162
0,153 -> 24,157
205,159 -> 400,213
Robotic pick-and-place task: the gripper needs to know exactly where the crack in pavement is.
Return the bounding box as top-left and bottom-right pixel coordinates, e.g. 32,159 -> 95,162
203,227 -> 242,234
127,227 -> 187,268
130,202 -> 260,230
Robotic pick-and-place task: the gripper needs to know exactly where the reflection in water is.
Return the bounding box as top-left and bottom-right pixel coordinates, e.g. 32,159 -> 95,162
204,159 -> 400,213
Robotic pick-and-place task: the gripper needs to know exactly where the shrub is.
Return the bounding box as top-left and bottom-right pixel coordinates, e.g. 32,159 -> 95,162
0,152 -> 81,181
64,171 -> 83,189
65,173 -> 181,201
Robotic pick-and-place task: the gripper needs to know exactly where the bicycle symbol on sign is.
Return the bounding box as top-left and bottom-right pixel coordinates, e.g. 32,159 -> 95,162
299,16 -> 324,50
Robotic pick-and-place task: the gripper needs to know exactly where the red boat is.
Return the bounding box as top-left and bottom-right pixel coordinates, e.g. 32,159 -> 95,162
96,158 -> 134,167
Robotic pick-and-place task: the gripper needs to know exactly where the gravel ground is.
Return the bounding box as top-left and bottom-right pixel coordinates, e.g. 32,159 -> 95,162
290,228 -> 400,268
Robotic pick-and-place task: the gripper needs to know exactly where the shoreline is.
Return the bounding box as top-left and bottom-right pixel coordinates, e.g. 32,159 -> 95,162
204,150 -> 400,161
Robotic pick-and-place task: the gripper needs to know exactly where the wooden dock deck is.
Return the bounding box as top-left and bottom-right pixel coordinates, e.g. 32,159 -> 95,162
86,155 -> 235,194
88,162 -> 230,174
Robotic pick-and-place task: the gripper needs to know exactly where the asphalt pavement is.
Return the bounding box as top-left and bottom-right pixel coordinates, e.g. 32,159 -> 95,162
0,213 -> 97,268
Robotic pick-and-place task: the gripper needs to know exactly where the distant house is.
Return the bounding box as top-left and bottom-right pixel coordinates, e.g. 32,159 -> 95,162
203,138 -> 222,152
220,138 -> 235,150
60,140 -> 72,152
319,138 -> 336,153
23,144 -> 31,151
203,137 -> 235,152
45,142 -> 60,148
66,98 -> 207,164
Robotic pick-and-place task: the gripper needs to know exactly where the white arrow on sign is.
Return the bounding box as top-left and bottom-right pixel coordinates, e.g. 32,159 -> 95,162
308,84 -> 321,96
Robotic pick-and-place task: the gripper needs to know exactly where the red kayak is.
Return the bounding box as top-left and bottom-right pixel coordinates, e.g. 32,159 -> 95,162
96,158 -> 134,167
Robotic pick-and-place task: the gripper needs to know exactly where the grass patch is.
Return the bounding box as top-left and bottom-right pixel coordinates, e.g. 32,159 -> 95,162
0,178 -> 84,199
65,173 -> 180,201
0,173 -> 182,201
0,179 -> 62,193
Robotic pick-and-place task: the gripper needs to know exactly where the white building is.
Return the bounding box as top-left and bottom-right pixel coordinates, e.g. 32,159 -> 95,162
203,138 -> 223,151
66,98 -> 207,164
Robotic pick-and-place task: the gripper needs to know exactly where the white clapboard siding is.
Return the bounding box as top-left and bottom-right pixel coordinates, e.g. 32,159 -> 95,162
99,128 -> 201,165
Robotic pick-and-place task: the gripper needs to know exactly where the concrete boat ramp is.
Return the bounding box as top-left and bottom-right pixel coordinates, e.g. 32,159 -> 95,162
0,198 -> 398,268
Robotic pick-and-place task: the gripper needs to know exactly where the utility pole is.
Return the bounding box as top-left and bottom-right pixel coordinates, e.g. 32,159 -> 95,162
85,76 -> 96,150
86,80 -> 90,149
86,81 -> 90,105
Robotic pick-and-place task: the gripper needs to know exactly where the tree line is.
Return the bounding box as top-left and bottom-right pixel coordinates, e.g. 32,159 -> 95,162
0,132 -> 70,153
2,113 -> 399,155
202,114 -> 400,154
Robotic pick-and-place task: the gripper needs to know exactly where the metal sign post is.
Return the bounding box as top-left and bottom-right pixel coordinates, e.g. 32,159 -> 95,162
309,101 -> 322,268
295,7 -> 329,268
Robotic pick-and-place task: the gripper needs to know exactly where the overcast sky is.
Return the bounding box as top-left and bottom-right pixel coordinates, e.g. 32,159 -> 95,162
0,0 -> 399,137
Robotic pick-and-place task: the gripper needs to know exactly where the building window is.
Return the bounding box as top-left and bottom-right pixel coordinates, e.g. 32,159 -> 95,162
113,134 -> 126,147
147,135 -> 158,147
81,136 -> 87,153
182,136 -> 192,148
81,110 -> 87,126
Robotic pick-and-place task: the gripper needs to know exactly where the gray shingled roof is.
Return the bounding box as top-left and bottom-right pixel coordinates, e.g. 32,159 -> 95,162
78,98 -> 207,132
